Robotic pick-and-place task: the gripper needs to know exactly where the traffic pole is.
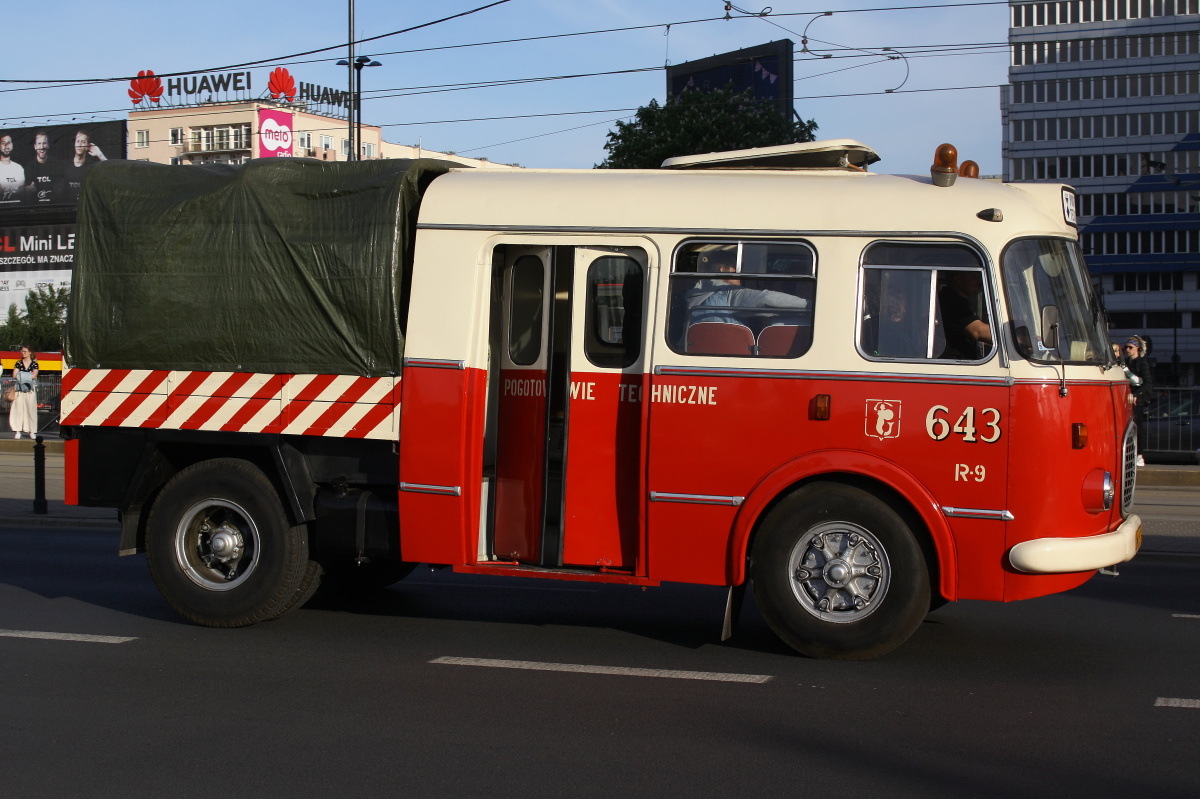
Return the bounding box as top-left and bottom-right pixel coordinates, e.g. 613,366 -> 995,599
33,435 -> 47,514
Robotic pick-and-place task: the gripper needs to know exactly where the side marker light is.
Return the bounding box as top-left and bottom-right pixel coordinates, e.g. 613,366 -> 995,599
1072,423 -> 1088,449
977,208 -> 1004,222
811,394 -> 831,421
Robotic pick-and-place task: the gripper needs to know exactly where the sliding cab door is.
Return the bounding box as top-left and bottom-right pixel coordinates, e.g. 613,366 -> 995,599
560,247 -> 649,571
492,247 -> 552,562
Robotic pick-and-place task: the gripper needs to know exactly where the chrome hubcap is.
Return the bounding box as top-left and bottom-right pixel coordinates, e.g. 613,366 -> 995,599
788,521 -> 890,623
175,499 -> 260,591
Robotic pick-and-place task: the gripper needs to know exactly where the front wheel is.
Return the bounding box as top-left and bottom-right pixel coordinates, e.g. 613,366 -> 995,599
750,482 -> 930,660
146,459 -> 310,627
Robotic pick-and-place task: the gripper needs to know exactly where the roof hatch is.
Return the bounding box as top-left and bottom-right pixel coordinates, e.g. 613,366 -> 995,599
660,139 -> 880,171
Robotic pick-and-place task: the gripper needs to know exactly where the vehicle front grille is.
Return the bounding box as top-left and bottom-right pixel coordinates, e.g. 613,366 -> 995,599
1121,420 -> 1137,516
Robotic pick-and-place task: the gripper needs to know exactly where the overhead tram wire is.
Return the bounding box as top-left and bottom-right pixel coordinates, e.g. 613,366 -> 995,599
0,45 -> 1011,126
0,0 -> 1011,95
0,0 -> 513,90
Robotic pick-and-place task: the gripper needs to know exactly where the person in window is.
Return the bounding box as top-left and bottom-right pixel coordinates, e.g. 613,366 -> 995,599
8,345 -> 38,440
938,271 -> 992,360
685,246 -> 807,327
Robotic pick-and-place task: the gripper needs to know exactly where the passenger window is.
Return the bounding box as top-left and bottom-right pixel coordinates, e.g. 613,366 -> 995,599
508,255 -> 544,365
859,243 -> 993,362
667,240 -> 816,357
584,255 -> 643,368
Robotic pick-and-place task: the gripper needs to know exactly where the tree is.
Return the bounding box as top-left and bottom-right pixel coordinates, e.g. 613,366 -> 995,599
598,85 -> 818,169
1,286 -> 70,351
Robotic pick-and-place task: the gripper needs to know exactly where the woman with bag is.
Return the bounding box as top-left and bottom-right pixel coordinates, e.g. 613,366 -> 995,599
8,345 -> 38,439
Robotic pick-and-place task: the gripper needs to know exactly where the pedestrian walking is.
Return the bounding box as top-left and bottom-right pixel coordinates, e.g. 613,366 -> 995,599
8,345 -> 38,439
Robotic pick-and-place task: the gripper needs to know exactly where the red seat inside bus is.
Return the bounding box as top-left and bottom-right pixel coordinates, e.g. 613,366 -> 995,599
685,322 -> 756,355
757,324 -> 810,357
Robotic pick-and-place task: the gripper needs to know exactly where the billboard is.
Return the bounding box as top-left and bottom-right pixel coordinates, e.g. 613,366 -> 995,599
0,222 -> 74,313
666,39 -> 794,118
258,108 -> 294,158
0,121 -> 127,209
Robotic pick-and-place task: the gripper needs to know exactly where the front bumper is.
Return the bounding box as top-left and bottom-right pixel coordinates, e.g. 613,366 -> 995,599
1008,514 -> 1143,574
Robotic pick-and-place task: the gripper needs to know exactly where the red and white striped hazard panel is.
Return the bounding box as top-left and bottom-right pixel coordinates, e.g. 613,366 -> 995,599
61,368 -> 400,440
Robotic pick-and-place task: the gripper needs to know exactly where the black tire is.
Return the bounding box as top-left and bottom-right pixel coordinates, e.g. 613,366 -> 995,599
317,558 -> 416,595
145,459 -> 310,627
750,482 -> 930,660
277,558 -> 324,614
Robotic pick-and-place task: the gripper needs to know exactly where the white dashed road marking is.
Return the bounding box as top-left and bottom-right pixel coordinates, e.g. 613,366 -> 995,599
0,629 -> 137,644
431,656 -> 771,683
1171,614 -> 1200,619
1155,698 -> 1200,709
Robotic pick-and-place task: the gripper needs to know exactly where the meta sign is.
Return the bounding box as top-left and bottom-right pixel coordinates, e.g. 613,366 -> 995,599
257,109 -> 293,158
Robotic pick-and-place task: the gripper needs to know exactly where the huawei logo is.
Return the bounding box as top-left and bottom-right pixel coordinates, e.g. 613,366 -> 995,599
128,70 -> 164,105
268,67 -> 296,102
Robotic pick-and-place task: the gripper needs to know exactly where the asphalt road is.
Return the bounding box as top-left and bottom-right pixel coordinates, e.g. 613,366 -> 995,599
1,519 -> 1198,798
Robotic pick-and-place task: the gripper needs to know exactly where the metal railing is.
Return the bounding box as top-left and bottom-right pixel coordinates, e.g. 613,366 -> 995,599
0,373 -> 60,436
1142,386 -> 1199,459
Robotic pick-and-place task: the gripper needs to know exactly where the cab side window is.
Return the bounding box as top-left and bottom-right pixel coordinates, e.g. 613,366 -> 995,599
666,240 -> 816,358
584,255 -> 643,368
859,243 -> 993,362
508,254 -> 544,365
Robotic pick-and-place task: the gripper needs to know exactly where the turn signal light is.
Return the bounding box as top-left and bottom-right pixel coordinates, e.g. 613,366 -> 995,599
959,160 -> 980,179
1072,423 -> 1088,449
811,394 -> 831,421
931,143 -> 958,187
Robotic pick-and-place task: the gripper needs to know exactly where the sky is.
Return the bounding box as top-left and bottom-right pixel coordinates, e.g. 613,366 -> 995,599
0,0 -> 1013,175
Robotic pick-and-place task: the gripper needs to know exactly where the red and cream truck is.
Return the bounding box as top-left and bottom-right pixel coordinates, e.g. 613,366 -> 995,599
60,140 -> 1141,659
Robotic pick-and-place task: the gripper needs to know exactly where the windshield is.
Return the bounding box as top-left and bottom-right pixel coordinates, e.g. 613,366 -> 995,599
1002,238 -> 1111,365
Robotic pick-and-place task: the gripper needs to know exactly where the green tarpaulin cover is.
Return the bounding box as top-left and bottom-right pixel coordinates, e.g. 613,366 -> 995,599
65,157 -> 453,376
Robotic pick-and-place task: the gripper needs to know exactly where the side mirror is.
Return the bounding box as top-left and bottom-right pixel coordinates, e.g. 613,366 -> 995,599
1041,305 -> 1060,350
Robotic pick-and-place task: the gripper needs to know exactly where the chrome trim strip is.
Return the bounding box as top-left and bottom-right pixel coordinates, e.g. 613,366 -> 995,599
417,225 -> 999,240
650,491 -> 744,507
653,365 -> 1013,387
400,482 -> 463,497
402,358 -> 466,370
942,506 -> 1014,521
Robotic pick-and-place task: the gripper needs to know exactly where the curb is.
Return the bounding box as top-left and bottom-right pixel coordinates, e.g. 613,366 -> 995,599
2,516 -> 119,529
0,438 -> 64,454
1136,468 -> 1200,488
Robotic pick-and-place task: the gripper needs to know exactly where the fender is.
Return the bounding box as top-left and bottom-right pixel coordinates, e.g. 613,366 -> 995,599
727,449 -> 957,601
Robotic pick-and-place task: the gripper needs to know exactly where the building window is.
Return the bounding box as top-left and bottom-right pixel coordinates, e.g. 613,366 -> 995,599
295,131 -> 311,150
342,139 -> 351,157
169,157 -> 183,166
320,135 -> 334,151
169,128 -> 183,146
362,142 -> 376,159
135,130 -> 150,148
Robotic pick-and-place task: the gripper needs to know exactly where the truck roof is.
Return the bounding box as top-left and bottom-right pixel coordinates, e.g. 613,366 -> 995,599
416,166 -> 1074,246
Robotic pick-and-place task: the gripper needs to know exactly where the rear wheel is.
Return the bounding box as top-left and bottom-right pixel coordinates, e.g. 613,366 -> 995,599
146,459 -> 309,627
750,482 -> 930,660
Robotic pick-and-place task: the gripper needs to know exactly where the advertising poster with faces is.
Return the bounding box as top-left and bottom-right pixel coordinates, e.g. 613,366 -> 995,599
0,223 -> 74,312
0,121 -> 127,208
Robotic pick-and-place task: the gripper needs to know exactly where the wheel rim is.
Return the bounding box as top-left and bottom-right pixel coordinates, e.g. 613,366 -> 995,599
786,520 -> 891,623
174,499 -> 261,591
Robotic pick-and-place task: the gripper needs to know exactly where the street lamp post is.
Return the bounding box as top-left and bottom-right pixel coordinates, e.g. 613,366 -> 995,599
336,55 -> 381,161
347,0 -> 354,161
